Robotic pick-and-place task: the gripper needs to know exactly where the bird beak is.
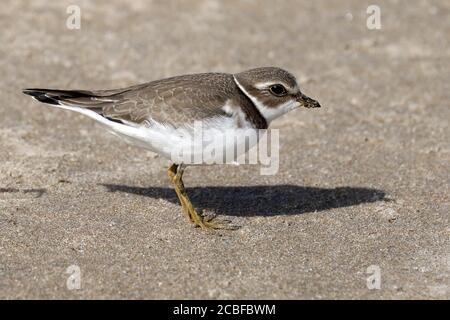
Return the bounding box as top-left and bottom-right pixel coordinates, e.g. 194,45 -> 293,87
296,92 -> 321,108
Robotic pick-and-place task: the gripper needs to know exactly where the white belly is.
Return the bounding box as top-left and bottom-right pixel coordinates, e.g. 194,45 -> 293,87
123,117 -> 261,165
50,104 -> 260,165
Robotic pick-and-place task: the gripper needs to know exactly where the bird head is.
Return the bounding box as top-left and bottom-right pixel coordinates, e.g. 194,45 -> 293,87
233,67 -> 320,123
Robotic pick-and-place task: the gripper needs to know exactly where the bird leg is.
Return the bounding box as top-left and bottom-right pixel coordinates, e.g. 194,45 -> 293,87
167,163 -> 236,230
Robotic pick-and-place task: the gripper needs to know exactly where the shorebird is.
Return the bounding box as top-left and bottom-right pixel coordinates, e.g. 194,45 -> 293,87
23,67 -> 320,230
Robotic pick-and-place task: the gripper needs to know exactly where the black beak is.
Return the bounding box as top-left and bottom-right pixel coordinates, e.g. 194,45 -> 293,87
296,92 -> 321,108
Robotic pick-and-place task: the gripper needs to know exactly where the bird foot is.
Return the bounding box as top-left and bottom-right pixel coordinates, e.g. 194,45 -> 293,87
194,214 -> 239,231
168,163 -> 239,231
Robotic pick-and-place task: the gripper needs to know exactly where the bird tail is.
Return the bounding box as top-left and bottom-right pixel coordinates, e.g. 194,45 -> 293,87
22,87 -> 153,149
21,88 -> 118,112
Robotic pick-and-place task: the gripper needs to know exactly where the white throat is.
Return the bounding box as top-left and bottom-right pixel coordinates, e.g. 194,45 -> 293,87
233,76 -> 299,124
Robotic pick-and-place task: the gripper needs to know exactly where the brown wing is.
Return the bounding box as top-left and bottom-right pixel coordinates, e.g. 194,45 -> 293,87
24,73 -> 236,127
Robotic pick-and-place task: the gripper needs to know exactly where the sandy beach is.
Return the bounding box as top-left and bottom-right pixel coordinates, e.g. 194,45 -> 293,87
0,0 -> 448,299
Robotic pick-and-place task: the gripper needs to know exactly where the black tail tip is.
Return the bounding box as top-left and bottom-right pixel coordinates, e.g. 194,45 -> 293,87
23,89 -> 41,97
22,89 -> 59,105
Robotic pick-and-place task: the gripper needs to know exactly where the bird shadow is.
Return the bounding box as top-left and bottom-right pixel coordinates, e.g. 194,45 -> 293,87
101,184 -> 389,217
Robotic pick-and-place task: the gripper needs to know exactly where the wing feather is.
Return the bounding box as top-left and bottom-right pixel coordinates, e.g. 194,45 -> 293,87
24,73 -> 236,127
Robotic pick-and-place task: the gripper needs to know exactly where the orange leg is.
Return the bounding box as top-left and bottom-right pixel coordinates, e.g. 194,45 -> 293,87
167,163 -> 236,231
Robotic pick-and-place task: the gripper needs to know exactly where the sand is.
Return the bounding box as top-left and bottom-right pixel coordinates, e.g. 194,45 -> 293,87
0,0 -> 448,299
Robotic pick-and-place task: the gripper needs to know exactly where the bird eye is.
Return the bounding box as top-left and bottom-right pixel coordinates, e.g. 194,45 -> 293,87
269,84 -> 287,96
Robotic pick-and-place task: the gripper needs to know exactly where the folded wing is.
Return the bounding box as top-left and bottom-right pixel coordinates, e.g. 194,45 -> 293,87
23,73 -> 235,127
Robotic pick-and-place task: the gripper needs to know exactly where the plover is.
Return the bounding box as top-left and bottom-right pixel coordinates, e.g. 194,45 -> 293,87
23,67 -> 320,230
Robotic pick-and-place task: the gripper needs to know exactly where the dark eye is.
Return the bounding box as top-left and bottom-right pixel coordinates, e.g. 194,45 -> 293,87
269,84 -> 287,96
